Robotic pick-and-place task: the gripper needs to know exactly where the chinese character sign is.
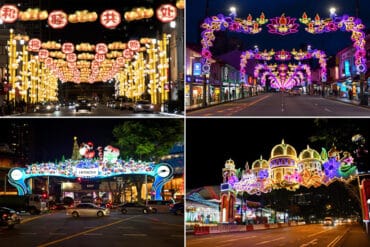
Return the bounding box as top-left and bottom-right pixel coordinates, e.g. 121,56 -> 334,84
0,5 -> 19,23
100,9 -> 121,29
48,11 -> 68,29
156,4 -> 177,23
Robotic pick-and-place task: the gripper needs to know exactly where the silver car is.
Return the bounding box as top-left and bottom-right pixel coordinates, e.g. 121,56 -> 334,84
66,203 -> 110,218
133,100 -> 155,113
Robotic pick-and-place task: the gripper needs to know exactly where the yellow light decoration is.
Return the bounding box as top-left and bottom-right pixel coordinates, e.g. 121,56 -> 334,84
68,10 -> 98,23
176,0 -> 185,9
124,7 -> 154,22
18,8 -> 48,21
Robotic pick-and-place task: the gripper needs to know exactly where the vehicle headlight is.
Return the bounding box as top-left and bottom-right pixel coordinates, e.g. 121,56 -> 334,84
88,103 -> 91,106
46,105 -> 51,110
138,105 -> 142,108
150,105 -> 154,109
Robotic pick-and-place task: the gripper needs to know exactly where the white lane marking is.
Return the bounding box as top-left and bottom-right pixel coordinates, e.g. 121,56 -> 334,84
220,235 -> 256,243
327,235 -> 341,247
300,238 -> 318,246
308,229 -> 332,238
256,237 -> 285,245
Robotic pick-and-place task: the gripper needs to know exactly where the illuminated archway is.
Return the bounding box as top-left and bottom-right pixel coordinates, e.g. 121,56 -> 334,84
200,12 -> 366,79
8,158 -> 174,200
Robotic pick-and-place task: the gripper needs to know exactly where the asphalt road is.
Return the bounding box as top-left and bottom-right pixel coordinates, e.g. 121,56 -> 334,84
186,223 -> 370,247
0,210 -> 184,247
186,93 -> 370,116
12,105 -> 182,118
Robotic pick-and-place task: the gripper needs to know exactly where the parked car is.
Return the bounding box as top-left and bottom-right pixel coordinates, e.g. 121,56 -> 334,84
132,100 -> 155,113
66,203 -> 110,218
118,202 -> 153,214
169,202 -> 184,215
75,99 -> 92,112
0,207 -> 21,229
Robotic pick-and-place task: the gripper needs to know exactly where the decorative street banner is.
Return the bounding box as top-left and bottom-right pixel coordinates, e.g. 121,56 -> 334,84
7,144 -> 174,200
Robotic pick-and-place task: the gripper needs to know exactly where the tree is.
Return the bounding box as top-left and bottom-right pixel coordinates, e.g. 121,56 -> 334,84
112,119 -> 183,161
112,120 -> 183,202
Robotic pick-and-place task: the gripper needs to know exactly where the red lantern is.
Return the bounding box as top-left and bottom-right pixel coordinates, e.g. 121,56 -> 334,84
95,43 -> 108,55
0,5 -> 19,23
28,38 -> 42,51
91,60 -> 100,68
38,49 -> 49,60
100,9 -> 121,29
94,54 -> 105,63
116,56 -> 126,66
62,43 -> 74,54
156,4 -> 177,23
122,49 -> 134,59
67,62 -> 76,69
45,57 -> 53,66
66,53 -> 77,63
48,11 -> 68,29
128,40 -> 140,51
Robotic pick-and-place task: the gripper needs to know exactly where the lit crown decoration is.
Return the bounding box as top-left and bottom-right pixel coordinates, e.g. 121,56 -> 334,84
267,14 -> 299,35
230,140 -> 357,195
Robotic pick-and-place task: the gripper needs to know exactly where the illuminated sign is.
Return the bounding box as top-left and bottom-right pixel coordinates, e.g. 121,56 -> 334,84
76,168 -> 99,177
344,60 -> 350,77
193,62 -> 201,76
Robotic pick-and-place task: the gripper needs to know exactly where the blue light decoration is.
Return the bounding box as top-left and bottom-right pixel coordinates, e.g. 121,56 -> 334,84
8,145 -> 174,200
193,62 -> 202,76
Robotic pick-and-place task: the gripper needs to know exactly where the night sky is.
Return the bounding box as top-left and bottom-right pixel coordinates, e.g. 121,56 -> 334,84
186,0 -> 370,56
0,119 -> 140,163
186,118 -> 369,190
9,0 -> 178,43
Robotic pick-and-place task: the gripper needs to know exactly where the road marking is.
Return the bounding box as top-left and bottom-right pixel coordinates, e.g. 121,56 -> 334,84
327,235 -> 341,247
220,235 -> 256,243
324,108 -> 332,112
36,215 -> 141,247
256,237 -> 285,245
308,229 -> 332,237
123,233 -> 147,237
300,238 -> 318,246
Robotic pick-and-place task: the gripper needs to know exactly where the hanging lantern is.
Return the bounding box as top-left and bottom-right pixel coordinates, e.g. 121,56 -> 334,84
122,49 -> 134,59
66,53 -> 77,63
116,57 -> 125,67
95,43 -> 108,55
48,10 -> 68,29
38,49 -> 49,60
0,5 -> 19,23
62,43 -> 74,54
94,54 -> 105,63
100,9 -> 121,29
156,4 -> 177,23
128,40 -> 140,51
28,38 -> 42,51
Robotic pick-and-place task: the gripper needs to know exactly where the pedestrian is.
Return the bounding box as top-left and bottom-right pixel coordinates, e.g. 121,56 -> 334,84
348,88 -> 353,100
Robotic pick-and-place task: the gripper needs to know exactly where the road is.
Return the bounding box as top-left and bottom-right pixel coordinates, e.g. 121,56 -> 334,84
186,224 -> 370,247
11,105 -> 182,117
186,93 -> 370,116
0,210 -> 184,247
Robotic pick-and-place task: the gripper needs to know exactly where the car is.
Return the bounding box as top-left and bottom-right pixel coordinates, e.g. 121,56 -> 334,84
0,207 -> 21,229
66,203 -> 110,218
75,99 -> 92,112
132,100 -> 155,113
118,202 -> 153,214
323,217 -> 334,226
120,98 -> 134,110
169,202 -> 184,215
34,101 -> 57,113
147,199 -> 175,213
289,86 -> 302,96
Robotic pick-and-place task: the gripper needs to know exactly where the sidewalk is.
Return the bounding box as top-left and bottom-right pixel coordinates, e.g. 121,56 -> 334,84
324,95 -> 369,108
340,224 -> 370,247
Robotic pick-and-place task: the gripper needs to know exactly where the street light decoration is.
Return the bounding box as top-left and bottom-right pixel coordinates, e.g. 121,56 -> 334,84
267,14 -> 299,35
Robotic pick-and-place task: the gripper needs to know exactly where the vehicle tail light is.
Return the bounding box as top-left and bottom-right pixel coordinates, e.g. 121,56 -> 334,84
2,213 -> 8,220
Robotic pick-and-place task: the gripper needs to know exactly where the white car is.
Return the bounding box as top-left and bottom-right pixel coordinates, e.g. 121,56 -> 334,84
133,100 -> 155,113
66,203 -> 110,218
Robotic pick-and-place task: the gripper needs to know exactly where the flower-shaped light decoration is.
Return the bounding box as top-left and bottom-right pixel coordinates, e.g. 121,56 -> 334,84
322,157 -> 341,182
301,13 -> 366,73
275,49 -> 291,60
201,13 -> 267,64
267,14 -> 299,35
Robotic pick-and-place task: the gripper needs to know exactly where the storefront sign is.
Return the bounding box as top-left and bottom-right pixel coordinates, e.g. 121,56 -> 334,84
76,168 -> 99,177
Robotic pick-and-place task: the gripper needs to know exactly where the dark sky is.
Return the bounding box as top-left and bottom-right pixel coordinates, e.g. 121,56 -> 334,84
10,0 -> 178,43
186,0 -> 370,56
186,118 -> 369,190
0,119 -> 135,163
